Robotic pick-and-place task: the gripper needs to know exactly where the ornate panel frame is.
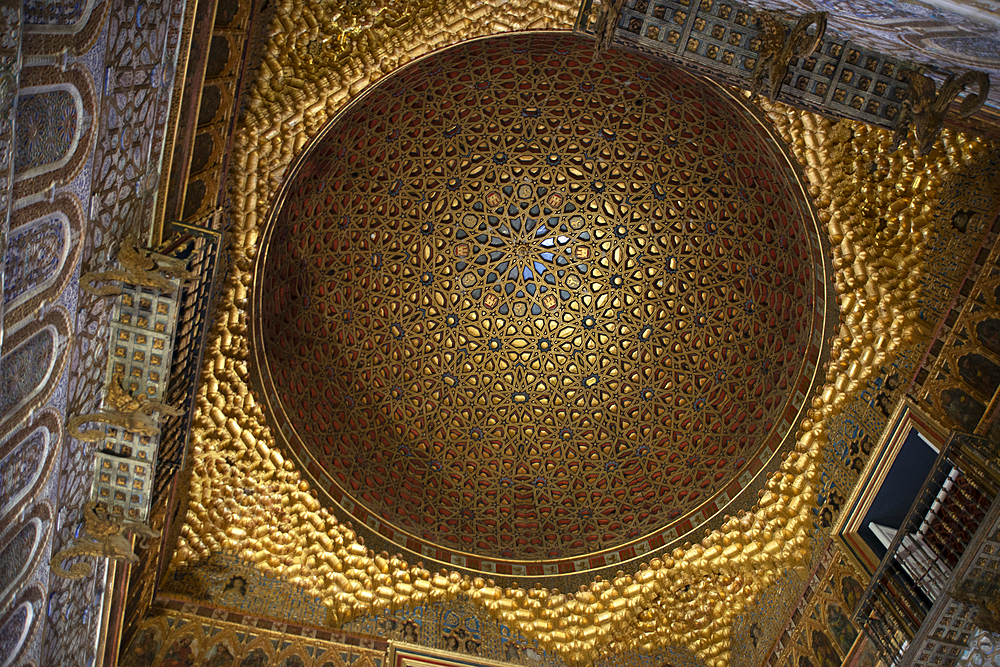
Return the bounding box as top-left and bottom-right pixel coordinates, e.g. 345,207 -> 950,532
0,409 -> 62,525
21,0 -> 108,57
0,502 -> 53,611
24,0 -> 105,35
0,309 -> 71,440
4,196 -> 84,325
12,65 -> 97,197
0,584 -> 43,667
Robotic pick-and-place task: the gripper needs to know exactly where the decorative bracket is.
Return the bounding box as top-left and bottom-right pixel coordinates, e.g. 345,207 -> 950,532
50,502 -> 160,579
893,69 -> 990,155
750,11 -> 827,102
591,0 -> 626,55
81,235 -> 193,297
68,373 -> 182,442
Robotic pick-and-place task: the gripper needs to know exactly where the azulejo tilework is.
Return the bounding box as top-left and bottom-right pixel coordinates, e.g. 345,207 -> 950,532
0,328 -> 53,416
23,0 -> 87,25
13,90 -> 77,174
253,31 -> 834,570
3,213 -> 67,305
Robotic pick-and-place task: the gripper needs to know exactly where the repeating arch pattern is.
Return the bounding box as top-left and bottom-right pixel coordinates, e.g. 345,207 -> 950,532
0,310 -> 71,438
0,413 -> 60,524
0,504 -> 52,609
255,33 -> 830,563
3,199 -> 81,323
12,66 -> 96,197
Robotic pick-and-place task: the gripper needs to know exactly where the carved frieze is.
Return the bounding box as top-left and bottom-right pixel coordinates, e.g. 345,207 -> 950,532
0,0 -> 21,344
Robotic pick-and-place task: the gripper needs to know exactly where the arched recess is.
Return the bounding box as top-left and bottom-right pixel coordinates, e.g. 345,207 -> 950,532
976,318 -> 1000,357
0,584 -> 43,667
14,87 -> 84,179
0,309 -> 71,438
12,65 -> 96,198
0,504 -> 52,611
205,34 -> 237,79
22,0 -> 108,57
4,197 -> 83,325
0,410 -> 61,526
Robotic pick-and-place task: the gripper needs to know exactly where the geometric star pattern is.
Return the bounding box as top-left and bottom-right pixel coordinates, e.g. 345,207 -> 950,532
255,33 -> 824,562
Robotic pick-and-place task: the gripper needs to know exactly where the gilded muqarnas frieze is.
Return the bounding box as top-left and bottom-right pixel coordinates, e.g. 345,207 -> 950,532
172,0 -> 991,660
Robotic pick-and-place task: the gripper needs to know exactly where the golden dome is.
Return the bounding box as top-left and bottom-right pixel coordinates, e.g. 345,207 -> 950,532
252,32 -> 833,577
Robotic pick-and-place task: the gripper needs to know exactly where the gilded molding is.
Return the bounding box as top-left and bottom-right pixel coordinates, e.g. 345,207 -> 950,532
169,0 -> 992,662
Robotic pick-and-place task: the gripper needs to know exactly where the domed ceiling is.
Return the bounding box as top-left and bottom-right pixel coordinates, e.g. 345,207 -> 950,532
252,32 -> 834,576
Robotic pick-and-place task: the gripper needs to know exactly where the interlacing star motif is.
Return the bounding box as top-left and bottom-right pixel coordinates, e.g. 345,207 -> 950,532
258,35 -> 825,560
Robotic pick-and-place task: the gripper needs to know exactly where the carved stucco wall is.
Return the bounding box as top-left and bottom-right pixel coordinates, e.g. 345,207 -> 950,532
0,0 -> 185,663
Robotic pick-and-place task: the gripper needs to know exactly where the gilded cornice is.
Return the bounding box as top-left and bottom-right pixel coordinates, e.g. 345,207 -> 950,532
170,0 -> 992,662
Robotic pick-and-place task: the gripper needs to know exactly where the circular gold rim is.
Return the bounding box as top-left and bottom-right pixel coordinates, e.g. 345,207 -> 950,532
249,29 -> 836,577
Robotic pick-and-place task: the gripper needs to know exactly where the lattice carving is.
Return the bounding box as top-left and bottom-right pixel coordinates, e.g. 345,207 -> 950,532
85,278 -> 183,521
577,0 -> 916,129
254,34 -> 831,563
906,485 -> 1000,667
152,217 -> 227,505
69,243 -> 185,525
